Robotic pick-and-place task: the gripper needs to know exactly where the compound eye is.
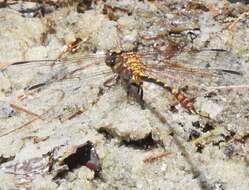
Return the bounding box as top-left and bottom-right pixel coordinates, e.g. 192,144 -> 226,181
105,52 -> 117,67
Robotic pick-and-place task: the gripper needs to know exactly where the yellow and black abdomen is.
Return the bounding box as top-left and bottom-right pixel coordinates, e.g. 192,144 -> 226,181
141,75 -> 195,113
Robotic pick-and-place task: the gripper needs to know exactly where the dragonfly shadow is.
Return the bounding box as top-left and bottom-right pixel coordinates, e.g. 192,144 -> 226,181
143,100 -> 211,190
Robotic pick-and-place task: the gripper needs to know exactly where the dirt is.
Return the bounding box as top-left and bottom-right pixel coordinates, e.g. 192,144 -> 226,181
0,1 -> 248,190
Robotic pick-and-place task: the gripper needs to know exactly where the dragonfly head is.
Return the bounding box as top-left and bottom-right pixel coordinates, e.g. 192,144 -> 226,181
105,51 -> 118,68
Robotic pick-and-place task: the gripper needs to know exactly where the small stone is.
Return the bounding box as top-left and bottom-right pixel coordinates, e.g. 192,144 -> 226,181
0,73 -> 11,94
0,101 -> 15,119
92,21 -> 120,51
78,167 -> 95,181
195,97 -> 223,119
161,163 -> 167,172
223,144 -> 234,158
211,181 -> 225,190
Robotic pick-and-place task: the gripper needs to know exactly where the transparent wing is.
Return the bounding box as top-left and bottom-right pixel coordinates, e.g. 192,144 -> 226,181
141,49 -> 248,95
0,52 -> 114,137
1,52 -> 111,90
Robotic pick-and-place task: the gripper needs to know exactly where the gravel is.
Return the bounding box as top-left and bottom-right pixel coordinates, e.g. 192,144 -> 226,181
0,1 -> 248,190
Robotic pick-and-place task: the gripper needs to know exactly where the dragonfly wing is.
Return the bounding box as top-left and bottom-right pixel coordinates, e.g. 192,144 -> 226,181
169,49 -> 242,70
143,49 -> 248,95
169,50 -> 247,87
1,53 -> 108,90
0,53 -> 112,135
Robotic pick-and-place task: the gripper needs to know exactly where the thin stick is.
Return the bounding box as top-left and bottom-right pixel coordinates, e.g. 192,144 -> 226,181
144,152 -> 172,163
227,11 -> 249,31
10,103 -> 43,120
207,85 -> 249,91
0,89 -> 65,138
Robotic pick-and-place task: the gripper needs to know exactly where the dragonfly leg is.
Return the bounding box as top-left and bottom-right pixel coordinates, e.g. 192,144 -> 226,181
127,82 -> 145,109
103,74 -> 120,88
169,101 -> 179,113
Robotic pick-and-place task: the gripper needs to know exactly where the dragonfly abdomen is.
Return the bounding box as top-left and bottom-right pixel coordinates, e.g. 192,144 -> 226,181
141,75 -> 195,112
171,88 -> 195,113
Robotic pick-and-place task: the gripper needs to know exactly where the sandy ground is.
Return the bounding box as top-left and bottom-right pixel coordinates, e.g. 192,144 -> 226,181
0,0 -> 249,190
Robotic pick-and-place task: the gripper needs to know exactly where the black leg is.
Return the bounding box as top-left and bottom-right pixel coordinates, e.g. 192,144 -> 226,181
127,82 -> 145,109
137,85 -> 145,109
103,74 -> 119,88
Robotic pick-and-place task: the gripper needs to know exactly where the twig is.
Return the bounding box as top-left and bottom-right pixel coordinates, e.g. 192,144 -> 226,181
144,152 -> 172,163
227,11 -> 249,31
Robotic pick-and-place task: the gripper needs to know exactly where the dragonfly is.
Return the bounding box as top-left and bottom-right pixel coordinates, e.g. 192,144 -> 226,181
0,44 -> 248,190
0,45 -> 248,137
